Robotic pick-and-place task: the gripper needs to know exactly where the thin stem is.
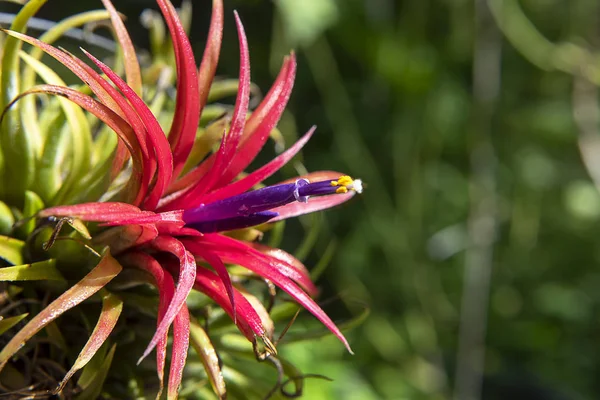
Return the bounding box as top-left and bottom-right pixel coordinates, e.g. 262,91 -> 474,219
0,13 -> 117,51
454,0 -> 501,399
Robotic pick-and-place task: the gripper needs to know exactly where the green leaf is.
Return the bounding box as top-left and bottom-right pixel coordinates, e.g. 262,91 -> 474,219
189,318 -> 227,399
276,358 -> 305,397
56,291 -> 122,394
0,259 -> 63,281
68,218 -> 92,240
0,364 -> 27,392
0,235 -> 24,265
0,201 -> 14,236
294,212 -> 322,261
35,113 -> 71,202
276,0 -> 338,48
20,10 -> 112,154
20,190 -> 44,236
0,0 -> 48,202
0,313 -> 28,335
0,251 -> 122,371
77,342 -> 108,390
45,320 -> 68,353
17,51 -> 93,204
310,239 -> 337,281
75,343 -> 116,400
207,79 -> 260,103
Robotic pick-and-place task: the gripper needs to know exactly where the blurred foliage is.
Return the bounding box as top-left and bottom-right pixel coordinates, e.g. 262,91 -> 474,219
3,0 -> 600,398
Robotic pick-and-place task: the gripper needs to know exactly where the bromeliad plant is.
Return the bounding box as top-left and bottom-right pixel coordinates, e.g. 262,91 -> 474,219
0,0 -> 362,398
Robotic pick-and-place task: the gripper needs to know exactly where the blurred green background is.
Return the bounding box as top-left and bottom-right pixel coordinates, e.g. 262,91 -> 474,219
4,0 -> 600,398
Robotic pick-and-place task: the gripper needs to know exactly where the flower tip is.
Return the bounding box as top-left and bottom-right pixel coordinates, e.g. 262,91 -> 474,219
137,344 -> 154,365
352,179 -> 363,194
330,175 -> 363,194
338,333 -> 354,355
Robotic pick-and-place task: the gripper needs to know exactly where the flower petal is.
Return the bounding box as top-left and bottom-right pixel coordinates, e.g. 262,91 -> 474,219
100,210 -> 184,227
120,251 -> 175,398
189,246 -> 236,323
100,0 -> 142,95
3,85 -> 146,203
193,266 -> 264,340
197,12 -> 251,192
186,235 -> 316,296
1,29 -> 123,119
168,304 -> 190,400
139,236 -> 196,363
83,50 -> 173,210
214,53 -> 296,189
40,201 -> 145,220
160,12 -> 251,210
157,225 -> 204,237
94,224 -> 158,254
198,0 -> 224,116
269,171 -> 357,221
199,126 -> 315,205
195,235 -> 352,353
248,243 -> 311,281
166,55 -> 294,197
156,0 -> 200,178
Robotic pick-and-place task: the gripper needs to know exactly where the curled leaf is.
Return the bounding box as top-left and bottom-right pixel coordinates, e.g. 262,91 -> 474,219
19,190 -> 44,236
139,236 -> 195,363
0,201 -> 14,235
168,304 -> 190,400
18,51 -> 92,203
0,0 -> 47,200
0,235 -> 24,265
0,251 -> 122,372
55,291 -> 123,394
75,343 -> 116,400
189,318 -> 226,400
100,0 -> 142,95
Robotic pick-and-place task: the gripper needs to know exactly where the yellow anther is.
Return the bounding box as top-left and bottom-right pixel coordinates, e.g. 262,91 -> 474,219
331,175 -> 354,187
335,186 -> 349,194
337,175 -> 354,186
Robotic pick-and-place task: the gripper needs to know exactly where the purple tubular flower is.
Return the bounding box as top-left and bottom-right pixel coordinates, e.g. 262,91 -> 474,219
187,211 -> 278,233
183,176 -> 362,233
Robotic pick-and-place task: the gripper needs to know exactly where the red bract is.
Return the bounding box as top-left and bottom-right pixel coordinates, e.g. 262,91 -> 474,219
6,0 -> 361,397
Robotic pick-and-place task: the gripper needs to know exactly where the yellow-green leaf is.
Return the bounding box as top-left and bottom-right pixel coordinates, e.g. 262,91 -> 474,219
0,251 -> 122,372
75,343 -> 116,400
18,51 -> 92,204
0,235 -> 24,265
0,201 -> 14,236
56,291 -> 122,394
20,10 -> 112,155
20,190 -> 44,236
0,313 -> 28,335
189,318 -> 226,400
0,259 -> 63,281
0,0 -> 47,201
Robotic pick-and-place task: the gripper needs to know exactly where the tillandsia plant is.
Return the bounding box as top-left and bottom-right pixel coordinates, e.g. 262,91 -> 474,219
0,0 -> 363,398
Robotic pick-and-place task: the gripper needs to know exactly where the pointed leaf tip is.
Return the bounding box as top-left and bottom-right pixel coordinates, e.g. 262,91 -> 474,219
138,237 -> 196,363
55,292 -> 123,394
